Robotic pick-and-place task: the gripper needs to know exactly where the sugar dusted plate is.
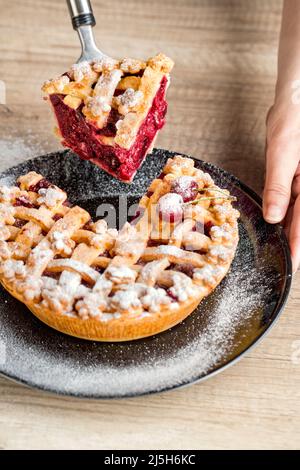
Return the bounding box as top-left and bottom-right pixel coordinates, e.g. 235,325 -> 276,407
0,149 -> 292,398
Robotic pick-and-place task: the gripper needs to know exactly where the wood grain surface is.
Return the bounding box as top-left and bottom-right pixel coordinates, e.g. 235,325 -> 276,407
0,0 -> 299,450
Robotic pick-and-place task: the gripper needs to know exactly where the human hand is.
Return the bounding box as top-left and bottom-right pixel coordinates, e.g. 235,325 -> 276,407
264,102 -> 300,273
264,0 -> 300,273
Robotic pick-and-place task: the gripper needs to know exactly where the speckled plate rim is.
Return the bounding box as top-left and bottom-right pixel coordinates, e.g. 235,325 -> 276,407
0,150 -> 293,399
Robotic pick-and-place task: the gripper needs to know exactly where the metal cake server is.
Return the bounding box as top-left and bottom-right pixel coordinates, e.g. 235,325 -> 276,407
66,0 -> 106,62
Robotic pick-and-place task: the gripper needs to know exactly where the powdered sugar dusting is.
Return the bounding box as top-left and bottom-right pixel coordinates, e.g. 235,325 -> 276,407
0,228 -> 283,397
172,176 -> 195,193
0,133 -> 56,176
158,193 -> 183,212
115,88 -> 144,114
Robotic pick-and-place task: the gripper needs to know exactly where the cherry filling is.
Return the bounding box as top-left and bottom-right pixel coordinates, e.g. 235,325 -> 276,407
43,271 -> 60,280
83,219 -> 93,230
130,207 -> 145,224
147,239 -> 165,247
93,265 -> 105,274
169,263 -> 194,278
63,200 -> 72,207
52,214 -> 63,222
29,178 -> 53,192
153,282 -> 178,302
14,219 -> 27,228
131,209 -> 141,220
136,258 -> 146,266
97,108 -> 123,137
101,249 -> 110,257
193,220 -> 213,237
14,196 -> 36,208
166,289 -> 178,302
49,76 -> 169,182
204,220 -> 213,237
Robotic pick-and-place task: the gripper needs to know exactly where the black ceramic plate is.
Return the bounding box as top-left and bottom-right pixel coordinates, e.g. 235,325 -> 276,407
0,149 -> 292,398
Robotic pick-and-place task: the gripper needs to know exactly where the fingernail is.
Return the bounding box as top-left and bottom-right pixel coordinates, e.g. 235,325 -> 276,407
265,205 -> 284,223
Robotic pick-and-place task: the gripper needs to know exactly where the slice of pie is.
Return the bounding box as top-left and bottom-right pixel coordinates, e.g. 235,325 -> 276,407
0,156 -> 239,341
42,53 -> 174,183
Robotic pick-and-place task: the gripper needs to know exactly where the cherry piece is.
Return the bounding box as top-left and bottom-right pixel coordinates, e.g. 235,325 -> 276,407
158,193 -> 183,223
171,176 -> 198,202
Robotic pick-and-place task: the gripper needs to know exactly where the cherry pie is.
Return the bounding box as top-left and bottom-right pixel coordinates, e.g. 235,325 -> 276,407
42,53 -> 174,182
0,156 -> 239,341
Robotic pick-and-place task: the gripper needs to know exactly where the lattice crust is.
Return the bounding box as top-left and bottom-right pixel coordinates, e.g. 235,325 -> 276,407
0,156 -> 239,341
42,53 -> 174,150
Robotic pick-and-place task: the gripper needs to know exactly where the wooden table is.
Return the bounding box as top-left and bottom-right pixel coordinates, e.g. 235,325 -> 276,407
0,0 -> 299,450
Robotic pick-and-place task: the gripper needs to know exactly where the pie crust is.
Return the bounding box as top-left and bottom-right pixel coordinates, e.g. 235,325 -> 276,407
0,156 -> 239,341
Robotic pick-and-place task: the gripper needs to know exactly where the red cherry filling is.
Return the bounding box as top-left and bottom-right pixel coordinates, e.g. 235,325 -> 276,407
63,200 -> 72,207
130,207 -> 144,224
101,249 -> 110,257
29,178 -> 53,192
195,221 -> 204,233
83,219 -> 93,230
13,219 -> 27,228
158,193 -> 183,223
53,214 -> 63,222
48,76 -> 169,183
171,176 -> 198,202
147,239 -> 164,247
43,271 -> 60,280
204,220 -> 213,237
93,265 -> 105,274
166,289 -> 178,301
136,259 -> 146,266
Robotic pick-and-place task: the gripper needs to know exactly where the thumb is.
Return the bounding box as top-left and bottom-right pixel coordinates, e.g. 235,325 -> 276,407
263,138 -> 299,223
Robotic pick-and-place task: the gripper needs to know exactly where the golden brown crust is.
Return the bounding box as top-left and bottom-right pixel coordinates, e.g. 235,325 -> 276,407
0,276 -> 206,341
0,156 -> 239,341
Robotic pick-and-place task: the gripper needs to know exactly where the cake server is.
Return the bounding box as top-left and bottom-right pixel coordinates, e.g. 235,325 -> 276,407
66,0 -> 106,62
